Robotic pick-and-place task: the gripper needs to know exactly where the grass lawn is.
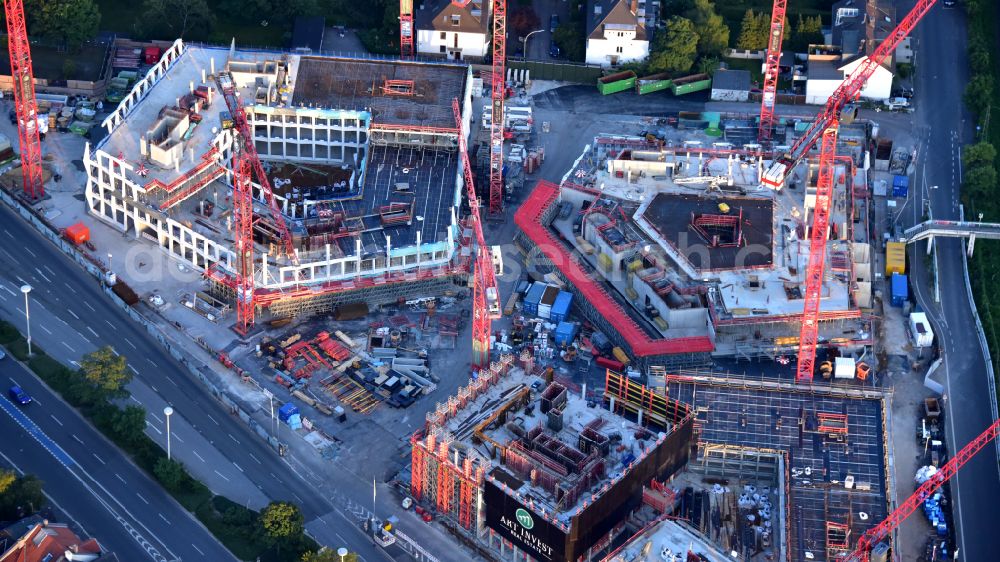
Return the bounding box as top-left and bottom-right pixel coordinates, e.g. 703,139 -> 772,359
0,40 -> 108,81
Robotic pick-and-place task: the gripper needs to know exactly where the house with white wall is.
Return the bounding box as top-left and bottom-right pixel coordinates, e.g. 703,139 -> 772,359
416,0 -> 492,61
585,0 -> 649,68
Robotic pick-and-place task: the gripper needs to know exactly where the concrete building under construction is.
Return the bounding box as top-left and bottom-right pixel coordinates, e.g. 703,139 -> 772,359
409,353 -> 695,562
84,40 -> 475,322
514,128 -> 875,372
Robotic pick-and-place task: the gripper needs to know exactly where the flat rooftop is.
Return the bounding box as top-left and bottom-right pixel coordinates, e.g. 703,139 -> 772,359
667,376 -> 889,562
445,367 -> 664,522
608,519 -> 731,562
642,193 -> 774,271
291,56 -> 467,129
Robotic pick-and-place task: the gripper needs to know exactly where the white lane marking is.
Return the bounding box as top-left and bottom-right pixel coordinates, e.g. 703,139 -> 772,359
15,276 -> 28,286
129,396 -> 142,405
207,414 -> 219,426
137,493 -> 150,505
146,358 -> 157,367
61,342 -> 75,352
106,320 -> 115,329
150,412 -> 163,424
84,301 -> 96,312
228,433 -> 239,444
158,513 -> 170,525
249,452 -> 261,465
145,420 -> 162,435
44,265 -> 56,276
192,544 -> 205,556
129,365 -> 139,375
34,267 -> 52,283
171,432 -> 183,443
165,376 -> 178,387
2,228 -> 11,238
116,473 -> 126,484
49,414 -> 63,427
293,492 -> 304,502
150,385 -> 158,392
24,247 -> 36,258
92,453 -> 106,465
72,434 -> 84,444
39,324 -> 52,335
213,470 -> 230,482
125,338 -> 137,350
193,450 -> 205,462
8,377 -> 16,385
67,309 -> 80,320
110,348 -> 119,356
0,285 -> 14,296
64,282 -> 78,294
86,326 -> 99,339
233,462 -> 244,473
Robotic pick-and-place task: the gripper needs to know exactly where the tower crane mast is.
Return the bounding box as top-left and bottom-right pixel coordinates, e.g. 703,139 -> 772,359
488,0 -> 507,216
758,0 -> 787,141
5,0 -> 44,200
843,418 -> 1000,562
400,0 -> 415,58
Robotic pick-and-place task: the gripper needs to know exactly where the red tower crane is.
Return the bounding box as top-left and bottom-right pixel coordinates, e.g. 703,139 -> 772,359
399,0 -> 414,58
214,72 -> 297,335
762,0 -> 937,188
758,0 -> 787,142
488,0 -> 507,216
453,99 -> 500,368
757,0 -> 938,380
843,417 -> 1000,562
5,0 -> 44,200
795,123 -> 838,382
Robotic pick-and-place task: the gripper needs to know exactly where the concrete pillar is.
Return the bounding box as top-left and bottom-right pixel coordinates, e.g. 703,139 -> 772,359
637,408 -> 644,426
609,397 -> 616,412
968,234 -> 976,257
926,235 -> 934,255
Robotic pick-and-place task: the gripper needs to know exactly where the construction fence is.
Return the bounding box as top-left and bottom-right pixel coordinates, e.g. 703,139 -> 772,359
506,59 -> 603,84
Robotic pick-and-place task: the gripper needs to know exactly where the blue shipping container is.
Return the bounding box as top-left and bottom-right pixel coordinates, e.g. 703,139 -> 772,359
891,273 -> 908,307
892,175 -> 909,198
550,291 -> 574,323
523,282 -> 546,316
554,321 -> 578,346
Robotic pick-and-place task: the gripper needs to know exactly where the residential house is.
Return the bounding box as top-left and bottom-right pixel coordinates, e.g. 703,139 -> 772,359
806,0 -> 896,104
416,0 -> 493,61
585,0 -> 650,68
0,520 -> 109,562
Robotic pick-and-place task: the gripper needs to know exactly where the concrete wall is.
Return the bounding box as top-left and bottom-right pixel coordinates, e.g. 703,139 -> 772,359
417,29 -> 489,60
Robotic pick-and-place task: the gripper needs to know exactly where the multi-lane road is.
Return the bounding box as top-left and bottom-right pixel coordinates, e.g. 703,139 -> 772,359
0,355 -> 236,561
905,3 -> 1000,562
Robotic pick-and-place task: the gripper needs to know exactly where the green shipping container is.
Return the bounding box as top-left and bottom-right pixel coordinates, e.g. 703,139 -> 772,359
597,71 -> 637,95
671,73 -> 712,96
636,72 -> 672,95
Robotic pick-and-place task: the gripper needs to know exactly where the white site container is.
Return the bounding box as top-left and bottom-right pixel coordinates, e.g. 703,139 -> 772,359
909,312 -> 935,348
834,357 -> 856,379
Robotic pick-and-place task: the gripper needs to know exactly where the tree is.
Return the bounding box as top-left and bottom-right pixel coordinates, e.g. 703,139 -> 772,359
30,0 -> 100,50
80,346 -> 131,398
140,0 -> 215,40
963,165 -> 997,202
509,6 -> 541,39
0,470 -> 15,495
964,74 -> 995,115
0,474 -> 44,521
736,9 -> 769,51
685,0 -> 729,57
964,142 -> 997,169
112,405 -> 148,446
260,501 -> 305,552
218,0 -> 321,25
153,458 -> 187,492
553,23 -> 585,62
648,17 -> 699,74
968,35 -> 992,75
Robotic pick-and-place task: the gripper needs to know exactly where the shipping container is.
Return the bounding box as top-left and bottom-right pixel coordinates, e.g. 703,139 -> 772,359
550,291 -> 574,323
554,321 -> 579,346
909,312 -> 935,347
537,285 -> 561,320
892,175 -> 909,198
64,222 -> 90,245
670,73 -> 712,95
885,242 -> 906,276
891,273 -> 908,307
523,282 -> 547,316
636,72 -> 673,95
611,346 -> 631,366
834,357 -> 856,379
597,71 -> 637,95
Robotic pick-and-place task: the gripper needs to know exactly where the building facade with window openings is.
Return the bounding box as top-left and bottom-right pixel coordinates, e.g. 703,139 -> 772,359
416,0 -> 493,61
585,0 -> 651,68
85,40 -> 477,321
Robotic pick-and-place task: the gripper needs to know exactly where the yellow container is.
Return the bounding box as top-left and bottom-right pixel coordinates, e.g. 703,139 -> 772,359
885,242 -> 906,276
612,347 -> 631,366
597,253 -> 613,272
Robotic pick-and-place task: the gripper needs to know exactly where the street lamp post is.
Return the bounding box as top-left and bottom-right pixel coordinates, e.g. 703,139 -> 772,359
522,29 -> 544,58
337,547 -> 349,562
20,285 -> 31,356
163,406 -> 174,460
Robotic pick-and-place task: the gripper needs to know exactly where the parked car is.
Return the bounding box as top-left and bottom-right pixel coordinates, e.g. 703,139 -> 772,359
549,41 -> 561,59
8,385 -> 31,406
549,14 -> 559,33
0,348 -> 6,360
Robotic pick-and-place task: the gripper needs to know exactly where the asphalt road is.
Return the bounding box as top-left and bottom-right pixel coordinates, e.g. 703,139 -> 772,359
0,355 -> 236,562
905,3 -> 1000,561
0,203 -> 398,561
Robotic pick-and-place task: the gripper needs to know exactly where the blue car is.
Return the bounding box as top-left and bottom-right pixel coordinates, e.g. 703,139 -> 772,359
8,385 -> 31,405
